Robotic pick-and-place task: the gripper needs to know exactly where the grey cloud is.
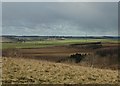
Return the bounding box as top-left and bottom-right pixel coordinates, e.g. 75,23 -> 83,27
2,2 -> 118,36
2,0 -> 120,2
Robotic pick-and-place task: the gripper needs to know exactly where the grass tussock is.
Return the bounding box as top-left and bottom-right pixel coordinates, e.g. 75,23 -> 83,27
2,57 -> 119,84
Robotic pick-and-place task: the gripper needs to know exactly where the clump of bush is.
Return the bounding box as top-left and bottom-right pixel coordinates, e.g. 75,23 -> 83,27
69,53 -> 85,63
57,53 -> 86,63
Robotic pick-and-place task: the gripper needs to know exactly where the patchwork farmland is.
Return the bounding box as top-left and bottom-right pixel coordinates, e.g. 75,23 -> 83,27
1,36 -> 120,84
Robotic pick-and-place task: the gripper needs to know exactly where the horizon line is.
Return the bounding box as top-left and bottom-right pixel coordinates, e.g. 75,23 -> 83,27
1,35 -> 119,37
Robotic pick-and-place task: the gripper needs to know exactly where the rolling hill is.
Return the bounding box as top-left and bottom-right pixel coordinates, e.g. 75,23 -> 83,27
2,57 -> 119,84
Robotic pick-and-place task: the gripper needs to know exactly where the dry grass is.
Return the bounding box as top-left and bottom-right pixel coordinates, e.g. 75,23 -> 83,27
2,57 -> 118,84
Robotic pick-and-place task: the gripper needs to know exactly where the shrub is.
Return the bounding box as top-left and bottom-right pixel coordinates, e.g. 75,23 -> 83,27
57,53 -> 85,63
69,53 -> 85,63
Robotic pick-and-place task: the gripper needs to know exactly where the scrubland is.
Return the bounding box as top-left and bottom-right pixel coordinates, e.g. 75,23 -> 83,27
2,57 -> 118,84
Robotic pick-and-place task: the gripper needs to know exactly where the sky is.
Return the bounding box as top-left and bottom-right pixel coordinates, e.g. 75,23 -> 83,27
1,0 -> 120,2
2,2 -> 118,36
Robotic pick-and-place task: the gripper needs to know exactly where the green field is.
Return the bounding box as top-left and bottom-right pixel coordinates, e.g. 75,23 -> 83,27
1,39 -> 118,49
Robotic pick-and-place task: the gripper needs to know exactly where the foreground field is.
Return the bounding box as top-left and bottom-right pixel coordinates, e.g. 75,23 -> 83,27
2,57 -> 118,84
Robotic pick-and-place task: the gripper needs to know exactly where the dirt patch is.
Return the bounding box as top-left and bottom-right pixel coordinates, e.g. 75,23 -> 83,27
2,45 -> 92,59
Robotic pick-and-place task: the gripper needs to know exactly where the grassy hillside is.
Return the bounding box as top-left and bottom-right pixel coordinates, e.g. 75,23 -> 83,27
2,57 -> 118,84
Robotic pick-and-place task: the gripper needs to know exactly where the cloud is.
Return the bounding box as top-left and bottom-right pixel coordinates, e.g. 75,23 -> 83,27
2,2 -> 118,36
2,0 -> 120,2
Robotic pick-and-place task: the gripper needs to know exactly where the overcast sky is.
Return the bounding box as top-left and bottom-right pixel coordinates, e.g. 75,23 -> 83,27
2,0 -> 120,2
2,2 -> 118,36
